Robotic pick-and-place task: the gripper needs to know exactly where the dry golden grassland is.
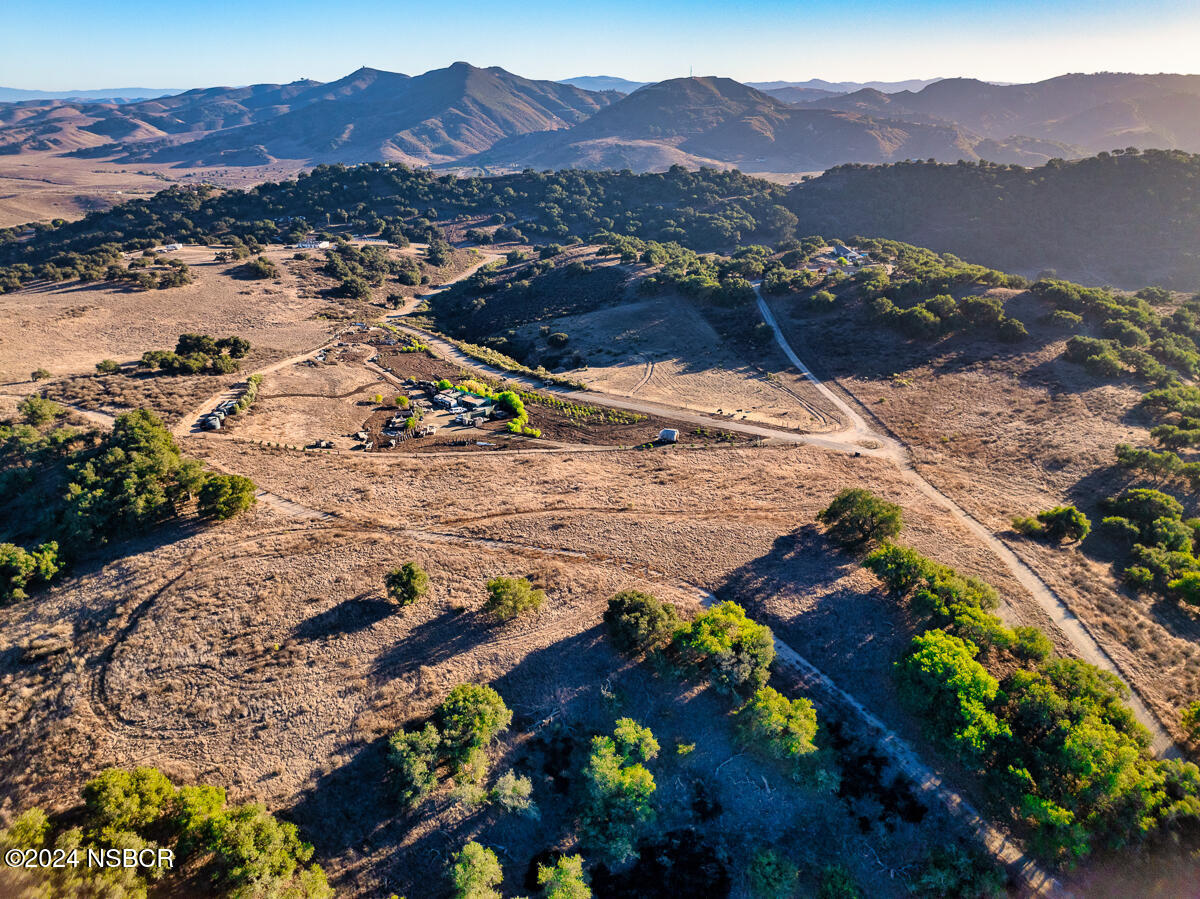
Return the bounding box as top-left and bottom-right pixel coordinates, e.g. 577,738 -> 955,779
0,153 -> 296,227
0,437 -> 1039,897
529,295 -> 840,432
0,246 -> 335,384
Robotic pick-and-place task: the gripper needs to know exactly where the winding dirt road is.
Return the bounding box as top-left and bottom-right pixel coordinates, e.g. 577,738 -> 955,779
756,284 -> 1180,759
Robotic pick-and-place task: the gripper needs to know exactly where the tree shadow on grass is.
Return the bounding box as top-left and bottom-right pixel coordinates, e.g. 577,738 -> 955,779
716,525 -> 859,606
293,594 -> 394,642
369,608 -> 493,682
300,626 -> 617,897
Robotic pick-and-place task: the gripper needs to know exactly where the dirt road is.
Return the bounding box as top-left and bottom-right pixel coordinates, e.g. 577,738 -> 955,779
755,285 -> 1180,759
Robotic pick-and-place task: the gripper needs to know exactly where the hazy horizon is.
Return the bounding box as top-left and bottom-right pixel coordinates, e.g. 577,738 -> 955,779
3,66 -> 1199,97
5,0 -> 1199,92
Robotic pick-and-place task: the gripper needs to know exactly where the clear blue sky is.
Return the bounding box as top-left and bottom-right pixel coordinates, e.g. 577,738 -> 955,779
4,0 -> 1198,90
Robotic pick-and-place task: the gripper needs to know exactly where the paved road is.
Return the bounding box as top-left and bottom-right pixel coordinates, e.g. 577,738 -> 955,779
755,285 -> 1180,759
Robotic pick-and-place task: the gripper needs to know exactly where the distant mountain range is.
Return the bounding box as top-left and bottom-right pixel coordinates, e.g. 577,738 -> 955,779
747,77 -> 945,93
791,74 -> 1200,153
559,76 -> 648,94
558,76 -> 946,96
0,86 -> 180,104
467,77 -> 1076,172
1,65 -> 1198,173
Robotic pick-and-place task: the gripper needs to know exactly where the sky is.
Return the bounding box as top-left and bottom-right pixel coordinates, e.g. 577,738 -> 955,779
3,0 -> 1199,91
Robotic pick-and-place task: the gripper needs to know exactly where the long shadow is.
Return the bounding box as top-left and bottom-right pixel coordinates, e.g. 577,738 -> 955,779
298,627 -> 617,896
370,608 -> 493,681
286,736 -> 400,862
717,524 -> 859,604
293,595 -> 394,642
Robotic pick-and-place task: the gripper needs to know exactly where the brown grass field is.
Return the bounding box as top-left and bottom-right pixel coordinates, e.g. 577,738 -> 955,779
0,434 -> 1061,897
0,153 -> 298,227
0,245 -> 334,384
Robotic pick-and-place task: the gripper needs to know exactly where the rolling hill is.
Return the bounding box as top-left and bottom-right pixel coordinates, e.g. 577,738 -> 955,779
3,68 -> 1199,173
785,149 -> 1200,287
467,76 -> 1075,172
798,73 -> 1200,153
128,63 -> 619,166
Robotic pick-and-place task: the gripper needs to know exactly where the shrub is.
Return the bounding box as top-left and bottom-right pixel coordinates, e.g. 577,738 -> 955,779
240,256 -> 279,279
31,368 -> 51,381
96,359 -> 121,374
745,848 -> 797,899
1013,505 -> 1091,542
817,488 -> 902,546
1182,700 -> 1200,742
910,844 -> 1005,898
493,771 -> 537,817
202,802 -> 320,892
603,589 -> 680,653
1012,626 -> 1054,663
537,853 -> 590,899
18,395 -> 61,426
737,686 -> 818,761
1106,488 -> 1184,527
547,332 -> 569,348
1100,516 -> 1141,547
1169,571 -> 1200,605
0,808 -> 50,851
0,541 -> 60,603
1049,309 -> 1083,328
387,723 -> 441,807
82,767 -> 176,836
436,683 -> 512,770
670,601 -> 775,697
998,316 -> 1029,342
817,865 -> 862,899
1124,565 -> 1155,590
385,561 -> 429,607
484,575 -> 544,621
451,841 -> 503,899
197,474 -> 257,520
579,720 -> 658,862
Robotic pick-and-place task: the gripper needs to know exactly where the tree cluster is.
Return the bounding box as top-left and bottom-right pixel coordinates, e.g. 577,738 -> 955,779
862,534 -> 1200,864
0,766 -> 330,898
139,333 -> 250,376
387,683 -> 512,807
0,408 -> 256,602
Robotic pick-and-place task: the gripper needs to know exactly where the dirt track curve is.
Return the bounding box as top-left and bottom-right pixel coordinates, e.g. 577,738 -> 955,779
755,284 -> 1180,760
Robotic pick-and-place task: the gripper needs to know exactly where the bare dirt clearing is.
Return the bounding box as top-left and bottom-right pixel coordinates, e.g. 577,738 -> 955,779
223,345 -> 393,448
523,295 -> 840,432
